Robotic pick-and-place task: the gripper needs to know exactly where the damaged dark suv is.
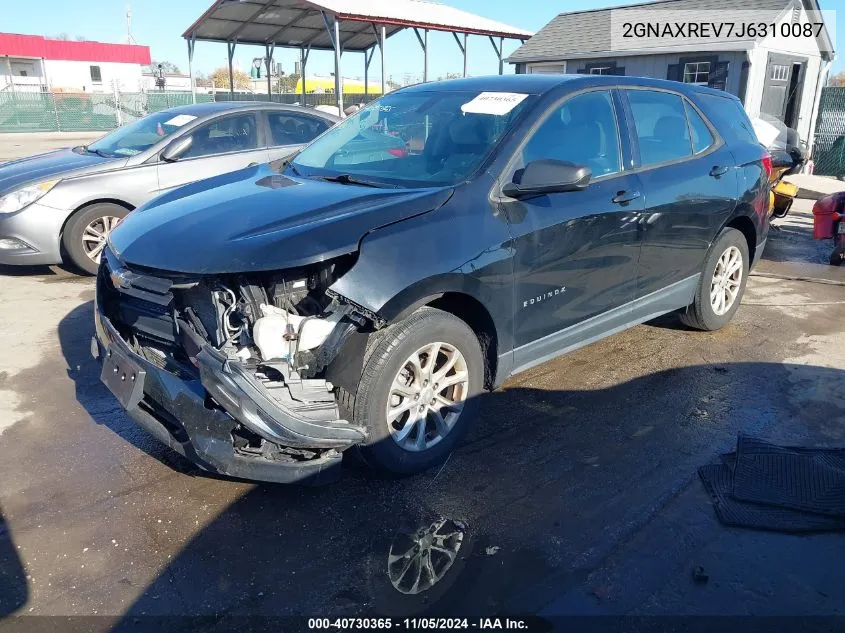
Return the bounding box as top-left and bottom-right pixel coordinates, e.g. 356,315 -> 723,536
93,75 -> 770,484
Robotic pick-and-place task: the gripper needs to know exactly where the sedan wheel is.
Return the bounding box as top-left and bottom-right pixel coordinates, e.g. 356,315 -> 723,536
62,203 -> 129,275
386,342 -> 469,453
81,215 -> 122,264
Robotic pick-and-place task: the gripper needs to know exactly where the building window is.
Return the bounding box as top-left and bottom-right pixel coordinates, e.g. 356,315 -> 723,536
18,70 -> 27,77
683,61 -> 711,85
771,64 -> 789,81
90,66 -> 102,83
589,66 -> 613,75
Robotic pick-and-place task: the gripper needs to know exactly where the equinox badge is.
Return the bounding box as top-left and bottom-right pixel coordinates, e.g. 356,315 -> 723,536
523,286 -> 567,309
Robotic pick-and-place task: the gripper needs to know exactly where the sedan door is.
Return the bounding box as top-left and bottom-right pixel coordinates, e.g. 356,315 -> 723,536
500,89 -> 645,368
264,110 -> 333,162
623,89 -> 738,298
156,111 -> 269,194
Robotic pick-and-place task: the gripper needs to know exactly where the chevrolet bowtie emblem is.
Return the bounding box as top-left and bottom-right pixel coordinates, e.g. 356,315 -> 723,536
110,269 -> 133,289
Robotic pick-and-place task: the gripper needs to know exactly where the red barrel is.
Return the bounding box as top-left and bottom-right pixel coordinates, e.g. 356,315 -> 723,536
812,192 -> 845,240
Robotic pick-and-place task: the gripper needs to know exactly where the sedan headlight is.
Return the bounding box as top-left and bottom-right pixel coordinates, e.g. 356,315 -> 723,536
0,179 -> 61,214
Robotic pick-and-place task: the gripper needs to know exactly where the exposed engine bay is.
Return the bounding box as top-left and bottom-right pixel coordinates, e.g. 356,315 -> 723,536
96,250 -> 373,471
171,254 -> 366,376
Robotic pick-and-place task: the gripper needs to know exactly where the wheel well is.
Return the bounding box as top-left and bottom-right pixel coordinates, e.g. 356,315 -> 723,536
725,215 -> 757,263
60,199 -> 135,238
426,293 -> 498,390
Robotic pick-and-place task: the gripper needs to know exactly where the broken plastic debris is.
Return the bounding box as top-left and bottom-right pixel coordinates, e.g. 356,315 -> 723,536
485,546 -> 500,556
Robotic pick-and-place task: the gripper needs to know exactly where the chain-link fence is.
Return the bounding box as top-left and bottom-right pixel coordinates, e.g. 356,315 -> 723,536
211,91 -> 379,108
812,86 -> 845,179
0,90 -> 380,133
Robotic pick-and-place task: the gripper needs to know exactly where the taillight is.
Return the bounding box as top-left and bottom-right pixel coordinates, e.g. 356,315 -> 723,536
761,154 -> 773,179
388,148 -> 408,158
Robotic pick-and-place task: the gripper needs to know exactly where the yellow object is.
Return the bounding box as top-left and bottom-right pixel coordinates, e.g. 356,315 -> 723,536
294,76 -> 383,94
774,181 -> 799,198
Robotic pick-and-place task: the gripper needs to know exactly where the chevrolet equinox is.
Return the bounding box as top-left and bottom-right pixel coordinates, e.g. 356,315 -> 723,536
93,75 -> 770,483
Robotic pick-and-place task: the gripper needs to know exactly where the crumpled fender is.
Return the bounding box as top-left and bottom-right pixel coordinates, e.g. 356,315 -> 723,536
328,184 -> 515,354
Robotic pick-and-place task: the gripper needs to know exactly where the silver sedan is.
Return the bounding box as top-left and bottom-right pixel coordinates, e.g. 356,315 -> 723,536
0,102 -> 339,274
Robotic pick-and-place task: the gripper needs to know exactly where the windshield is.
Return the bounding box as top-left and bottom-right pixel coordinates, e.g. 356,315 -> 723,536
87,110 -> 200,157
292,90 -> 536,187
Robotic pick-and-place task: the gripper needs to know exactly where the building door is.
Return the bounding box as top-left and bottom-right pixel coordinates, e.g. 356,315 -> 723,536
761,53 -> 806,127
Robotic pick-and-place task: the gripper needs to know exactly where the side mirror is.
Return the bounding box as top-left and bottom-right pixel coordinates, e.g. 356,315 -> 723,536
503,159 -> 592,199
161,135 -> 193,162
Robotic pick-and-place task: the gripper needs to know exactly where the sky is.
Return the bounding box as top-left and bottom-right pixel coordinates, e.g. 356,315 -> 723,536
1,0 -> 842,83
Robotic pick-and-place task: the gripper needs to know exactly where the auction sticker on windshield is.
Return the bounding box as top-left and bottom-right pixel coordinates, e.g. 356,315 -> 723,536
461,92 -> 529,116
164,114 -> 198,127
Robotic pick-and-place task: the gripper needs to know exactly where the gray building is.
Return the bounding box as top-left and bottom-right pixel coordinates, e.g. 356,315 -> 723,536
507,0 -> 835,149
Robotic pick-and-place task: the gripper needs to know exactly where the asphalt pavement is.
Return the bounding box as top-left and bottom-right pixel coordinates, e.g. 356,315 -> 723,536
0,134 -> 844,630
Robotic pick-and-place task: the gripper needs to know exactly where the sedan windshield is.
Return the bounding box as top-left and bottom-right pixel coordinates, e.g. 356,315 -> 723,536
87,110 -> 200,157
292,90 -> 536,187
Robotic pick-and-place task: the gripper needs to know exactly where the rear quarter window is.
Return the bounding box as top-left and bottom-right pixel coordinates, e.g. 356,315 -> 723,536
695,94 -> 759,146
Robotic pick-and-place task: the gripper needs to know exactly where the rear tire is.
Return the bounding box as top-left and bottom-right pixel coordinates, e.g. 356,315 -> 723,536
62,203 -> 129,275
680,227 -> 749,331
353,307 -> 484,476
830,245 -> 845,267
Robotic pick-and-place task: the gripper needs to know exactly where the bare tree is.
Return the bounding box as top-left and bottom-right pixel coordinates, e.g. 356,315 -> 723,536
145,61 -> 181,74
829,71 -> 845,87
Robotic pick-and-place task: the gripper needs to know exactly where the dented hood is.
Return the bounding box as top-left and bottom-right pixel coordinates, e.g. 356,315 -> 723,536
109,164 -> 452,274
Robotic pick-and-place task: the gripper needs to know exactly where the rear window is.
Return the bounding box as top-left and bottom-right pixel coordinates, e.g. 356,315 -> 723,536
696,94 -> 758,146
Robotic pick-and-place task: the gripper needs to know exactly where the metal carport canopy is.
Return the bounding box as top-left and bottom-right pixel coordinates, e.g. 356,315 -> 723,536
182,0 -> 533,110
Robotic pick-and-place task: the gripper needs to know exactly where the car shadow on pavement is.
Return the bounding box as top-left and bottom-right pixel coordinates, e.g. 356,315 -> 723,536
53,300 -> 845,627
0,508 -> 27,617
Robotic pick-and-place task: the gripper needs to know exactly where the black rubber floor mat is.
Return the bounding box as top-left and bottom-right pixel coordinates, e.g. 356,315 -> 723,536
732,435 -> 845,517
698,464 -> 845,533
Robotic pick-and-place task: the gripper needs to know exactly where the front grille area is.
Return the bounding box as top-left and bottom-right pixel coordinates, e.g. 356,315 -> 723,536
98,248 -> 178,348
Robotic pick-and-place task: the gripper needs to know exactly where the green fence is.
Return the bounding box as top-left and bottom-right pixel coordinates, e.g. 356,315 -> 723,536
813,86 -> 845,178
0,90 -> 379,133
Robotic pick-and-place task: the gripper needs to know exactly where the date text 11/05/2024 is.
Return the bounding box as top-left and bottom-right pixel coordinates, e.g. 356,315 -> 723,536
307,618 -> 532,630
623,21 -> 824,39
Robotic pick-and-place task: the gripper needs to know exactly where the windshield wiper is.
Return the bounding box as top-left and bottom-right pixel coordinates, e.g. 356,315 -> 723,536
80,145 -> 111,158
316,174 -> 389,188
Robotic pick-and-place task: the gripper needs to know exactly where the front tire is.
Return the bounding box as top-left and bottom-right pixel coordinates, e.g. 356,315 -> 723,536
62,203 -> 128,275
353,307 -> 484,476
680,227 -> 749,331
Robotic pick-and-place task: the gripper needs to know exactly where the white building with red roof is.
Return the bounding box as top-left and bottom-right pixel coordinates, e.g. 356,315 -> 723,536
0,33 -> 151,93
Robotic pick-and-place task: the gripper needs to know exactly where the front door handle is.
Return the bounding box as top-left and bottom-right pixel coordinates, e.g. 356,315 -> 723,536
612,190 -> 641,205
710,165 -> 730,177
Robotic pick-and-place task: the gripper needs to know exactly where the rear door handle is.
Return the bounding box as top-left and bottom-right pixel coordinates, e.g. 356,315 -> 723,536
612,190 -> 641,205
710,165 -> 730,177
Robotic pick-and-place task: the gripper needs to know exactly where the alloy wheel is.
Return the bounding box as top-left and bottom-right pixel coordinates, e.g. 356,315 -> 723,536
386,342 -> 469,453
710,245 -> 743,316
81,215 -> 122,263
387,518 -> 466,595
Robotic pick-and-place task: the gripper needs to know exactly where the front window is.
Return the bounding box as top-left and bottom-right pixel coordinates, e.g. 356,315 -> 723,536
87,110 -> 200,157
520,90 -> 621,178
292,90 -> 536,187
683,61 -> 711,85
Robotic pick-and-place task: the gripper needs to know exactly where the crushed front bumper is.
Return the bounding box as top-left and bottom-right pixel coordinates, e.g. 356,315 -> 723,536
92,302 -> 366,485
